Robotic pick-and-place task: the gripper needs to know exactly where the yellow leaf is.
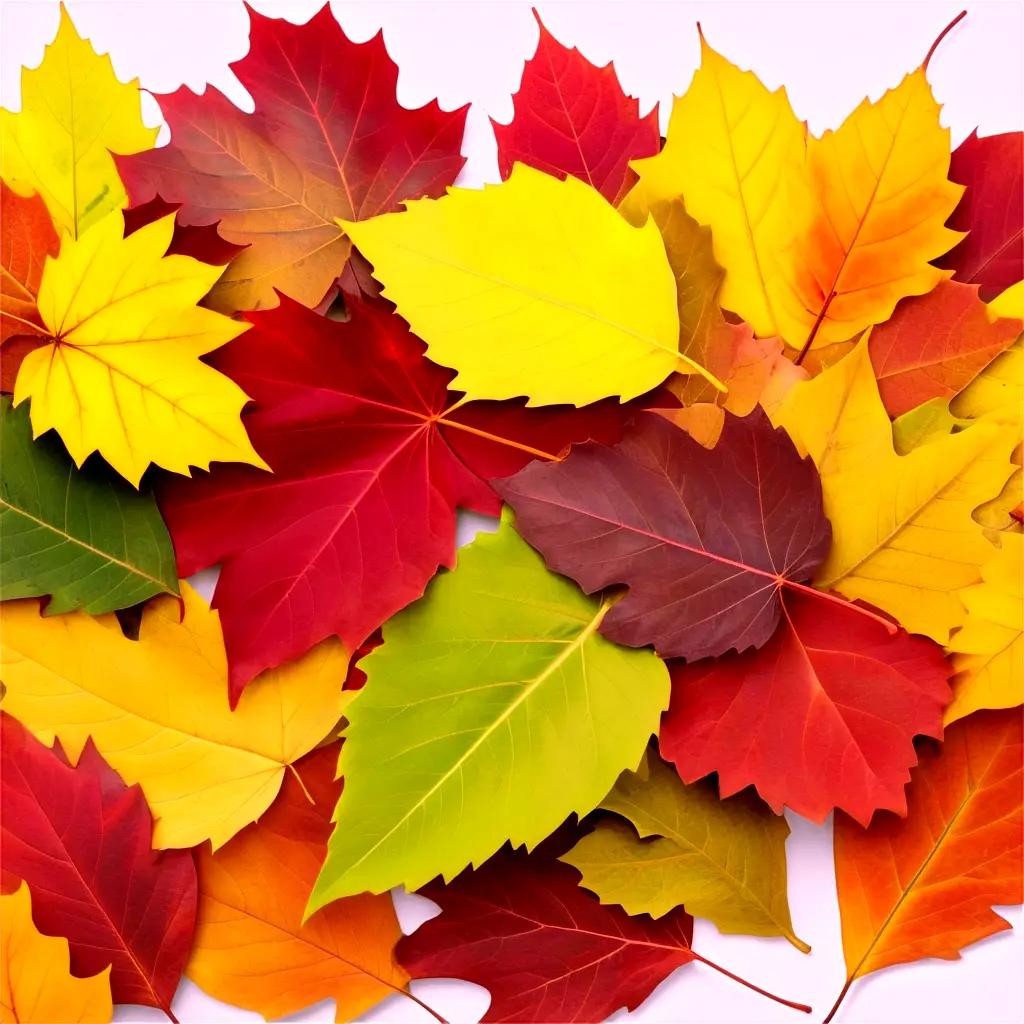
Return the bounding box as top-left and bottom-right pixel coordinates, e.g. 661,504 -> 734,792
0,7 -> 156,239
627,31 -> 808,340
340,164 -> 721,405
562,755 -> 808,951
1,882 -> 112,1024
12,211 -> 267,486
0,583 -> 348,850
774,338 -> 1016,642
945,535 -> 1023,724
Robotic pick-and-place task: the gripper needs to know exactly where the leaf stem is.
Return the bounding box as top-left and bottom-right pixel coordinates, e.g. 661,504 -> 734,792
692,952 -> 812,1013
923,10 -> 967,70
794,291 -> 835,366
781,579 -> 898,634
822,974 -> 856,1024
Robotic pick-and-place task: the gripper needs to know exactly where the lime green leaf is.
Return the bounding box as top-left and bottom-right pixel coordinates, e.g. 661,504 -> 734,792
0,397 -> 177,613
309,514 -> 670,910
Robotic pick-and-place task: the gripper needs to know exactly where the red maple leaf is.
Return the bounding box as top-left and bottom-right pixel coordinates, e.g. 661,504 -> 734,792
496,408 -> 832,661
936,130 -> 1023,300
116,4 -> 467,313
492,12 -> 659,204
158,295 -> 626,703
398,846 -> 810,1022
660,591 -> 952,826
0,713 -> 197,1018
123,196 -> 247,266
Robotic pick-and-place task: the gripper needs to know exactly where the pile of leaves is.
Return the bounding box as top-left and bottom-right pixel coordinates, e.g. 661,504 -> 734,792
1,6 -> 1021,1023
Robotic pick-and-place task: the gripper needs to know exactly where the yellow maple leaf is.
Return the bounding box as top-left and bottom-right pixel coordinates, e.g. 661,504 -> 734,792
774,338 -> 1016,642
0,7 -> 156,239
12,211 -> 267,486
0,583 -> 348,850
945,535 -> 1023,724
340,163 -> 722,406
1,882 -> 112,1024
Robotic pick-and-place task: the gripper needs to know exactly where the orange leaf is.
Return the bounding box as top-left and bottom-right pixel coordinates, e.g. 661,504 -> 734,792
828,708 -> 1023,1022
186,743 -> 424,1023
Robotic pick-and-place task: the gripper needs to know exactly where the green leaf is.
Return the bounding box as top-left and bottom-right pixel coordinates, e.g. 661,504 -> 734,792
309,513 -> 670,910
562,753 -> 809,952
0,397 -> 178,613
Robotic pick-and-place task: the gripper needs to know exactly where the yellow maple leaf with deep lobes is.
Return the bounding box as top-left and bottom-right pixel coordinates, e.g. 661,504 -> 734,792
0,583 -> 348,850
1,882 -> 112,1024
12,211 -> 267,486
774,338 -> 1016,643
0,7 -> 156,239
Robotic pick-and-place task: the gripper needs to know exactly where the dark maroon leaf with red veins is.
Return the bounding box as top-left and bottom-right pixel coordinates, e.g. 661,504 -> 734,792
492,13 -> 659,203
660,591 -> 952,826
936,131 -> 1023,299
497,409 -> 831,662
116,4 -> 467,313
158,295 -> 626,703
0,713 -> 197,1016
123,196 -> 247,265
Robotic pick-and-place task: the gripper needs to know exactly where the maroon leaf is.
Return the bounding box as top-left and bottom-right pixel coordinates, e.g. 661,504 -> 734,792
123,196 -> 247,265
0,713 -> 197,1017
496,408 -> 831,661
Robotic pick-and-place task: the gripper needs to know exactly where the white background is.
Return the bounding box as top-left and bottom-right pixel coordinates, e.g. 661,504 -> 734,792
1,2 -> 1022,1023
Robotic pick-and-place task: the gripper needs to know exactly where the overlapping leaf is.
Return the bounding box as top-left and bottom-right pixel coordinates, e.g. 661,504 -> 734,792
0,584 -> 347,849
117,4 -> 467,312
1,183 -> 57,346
309,515 -> 669,908
0,714 -> 196,1015
158,294 -> 625,699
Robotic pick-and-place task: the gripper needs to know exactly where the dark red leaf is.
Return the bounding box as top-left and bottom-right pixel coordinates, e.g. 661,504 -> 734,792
493,13 -> 659,203
158,295 -> 626,702
123,196 -> 247,265
497,408 -> 831,661
936,130 -> 1023,300
0,713 -> 197,1016
660,591 -> 952,826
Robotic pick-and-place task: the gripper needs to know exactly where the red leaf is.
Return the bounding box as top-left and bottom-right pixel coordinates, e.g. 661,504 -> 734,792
158,295 -> 625,702
497,408 -> 831,661
123,196 -> 247,265
660,591 -> 952,826
936,131 -> 1023,300
116,4 -> 467,313
0,713 -> 197,1016
398,847 -> 809,1022
869,280 -> 1022,417
493,13 -> 659,203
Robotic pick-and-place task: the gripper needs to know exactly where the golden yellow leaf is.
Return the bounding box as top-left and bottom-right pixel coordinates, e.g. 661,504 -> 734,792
945,535 -> 1023,724
0,583 -> 348,850
0,882 -> 112,1024
0,7 -> 156,239
340,164 -> 722,405
628,32 -> 807,340
12,211 -> 267,486
774,338 -> 1016,642
562,755 -> 808,951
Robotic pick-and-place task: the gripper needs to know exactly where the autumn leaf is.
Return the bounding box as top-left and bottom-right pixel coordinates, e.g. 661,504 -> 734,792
117,5 -> 467,312
0,882 -> 112,1024
775,337 -> 1016,642
827,708 -> 1022,1023
0,583 -> 347,849
308,514 -> 669,908
397,847 -> 810,1022
493,12 -> 659,203
497,409 -> 831,661
1,183 -> 57,345
188,744 -> 432,1023
11,210 -> 266,486
563,753 -> 808,950
936,130 -> 1024,300
123,196 -> 247,267
0,7 -> 156,239
341,164 -> 723,405
661,591 -> 952,826
627,30 -> 807,341
0,714 -> 196,1016
0,397 -> 178,613
158,294 -> 626,699
945,535 -> 1023,724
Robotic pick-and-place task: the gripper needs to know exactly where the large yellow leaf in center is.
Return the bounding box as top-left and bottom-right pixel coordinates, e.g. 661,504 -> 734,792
340,164 -> 719,406
12,211 -> 267,486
